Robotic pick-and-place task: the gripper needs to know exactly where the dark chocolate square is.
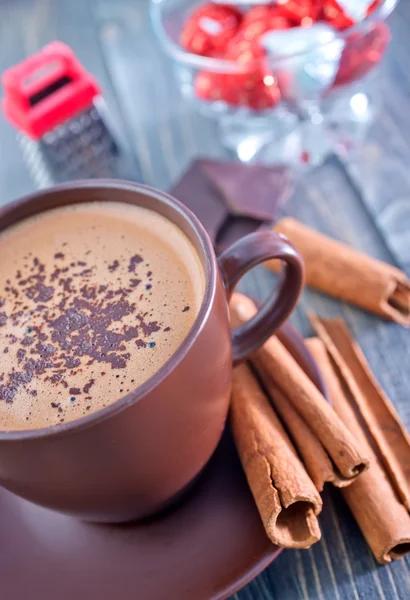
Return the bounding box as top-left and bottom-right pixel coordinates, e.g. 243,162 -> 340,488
170,159 -> 292,252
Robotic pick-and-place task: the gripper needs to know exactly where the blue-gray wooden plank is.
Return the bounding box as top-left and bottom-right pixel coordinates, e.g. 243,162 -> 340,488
344,0 -> 410,273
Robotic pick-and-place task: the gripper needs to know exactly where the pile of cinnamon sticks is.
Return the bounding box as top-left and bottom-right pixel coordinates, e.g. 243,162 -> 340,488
230,293 -> 410,564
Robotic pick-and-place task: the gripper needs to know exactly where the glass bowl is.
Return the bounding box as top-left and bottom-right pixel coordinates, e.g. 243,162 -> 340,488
151,0 -> 398,168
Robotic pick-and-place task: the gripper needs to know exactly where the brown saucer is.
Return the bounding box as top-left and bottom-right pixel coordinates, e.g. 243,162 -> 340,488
0,324 -> 326,600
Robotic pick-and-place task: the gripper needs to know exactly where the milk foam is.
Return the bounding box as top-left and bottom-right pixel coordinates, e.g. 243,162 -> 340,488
0,201 -> 205,430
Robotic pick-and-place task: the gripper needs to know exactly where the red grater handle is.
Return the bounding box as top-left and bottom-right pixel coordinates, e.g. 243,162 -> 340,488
2,41 -> 101,139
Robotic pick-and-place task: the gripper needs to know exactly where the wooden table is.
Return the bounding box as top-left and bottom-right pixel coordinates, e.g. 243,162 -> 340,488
0,1 -> 410,598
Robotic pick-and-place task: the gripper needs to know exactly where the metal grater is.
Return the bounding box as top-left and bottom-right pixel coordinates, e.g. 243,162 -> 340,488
2,42 -> 124,188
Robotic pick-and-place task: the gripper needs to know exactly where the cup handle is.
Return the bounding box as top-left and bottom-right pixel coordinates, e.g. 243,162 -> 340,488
217,230 -> 304,363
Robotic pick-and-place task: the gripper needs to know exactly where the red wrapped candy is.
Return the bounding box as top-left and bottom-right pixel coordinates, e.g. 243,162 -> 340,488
240,6 -> 290,42
333,21 -> 390,86
195,71 -> 224,102
180,3 -> 242,56
241,5 -> 273,24
224,29 -> 281,110
322,0 -> 381,30
321,0 -> 355,30
193,5 -> 283,111
195,64 -> 280,111
226,35 -> 266,63
276,0 -> 321,26
223,6 -> 290,66
246,72 -> 281,110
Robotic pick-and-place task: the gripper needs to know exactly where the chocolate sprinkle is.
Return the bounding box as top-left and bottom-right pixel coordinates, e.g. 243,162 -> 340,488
128,254 -> 143,273
83,379 -> 95,394
17,348 -> 26,362
108,260 -> 119,273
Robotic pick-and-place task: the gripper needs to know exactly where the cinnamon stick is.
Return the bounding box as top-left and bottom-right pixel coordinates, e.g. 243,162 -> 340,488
230,363 -> 322,548
307,337 -> 410,564
267,218 -> 410,326
230,293 -> 369,485
259,378 -> 358,491
310,315 -> 410,511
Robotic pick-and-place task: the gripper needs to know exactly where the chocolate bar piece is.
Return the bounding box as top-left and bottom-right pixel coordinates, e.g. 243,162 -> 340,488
170,159 -> 292,252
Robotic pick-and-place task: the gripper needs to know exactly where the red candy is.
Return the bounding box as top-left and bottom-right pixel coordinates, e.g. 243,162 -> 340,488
241,6 -> 290,41
321,0 -> 354,30
223,6 -> 289,65
334,22 -> 390,86
195,71 -> 224,102
276,0 -> 320,26
321,0 -> 381,30
246,73 -> 281,110
186,0 -> 390,111
222,24 -> 282,110
226,34 -> 266,63
180,4 -> 242,56
195,65 -> 280,111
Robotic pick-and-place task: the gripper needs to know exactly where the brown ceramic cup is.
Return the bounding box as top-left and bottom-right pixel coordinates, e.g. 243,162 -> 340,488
0,180 -> 303,522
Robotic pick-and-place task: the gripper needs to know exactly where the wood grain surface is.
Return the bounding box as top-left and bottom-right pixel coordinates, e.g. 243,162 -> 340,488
0,0 -> 410,598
